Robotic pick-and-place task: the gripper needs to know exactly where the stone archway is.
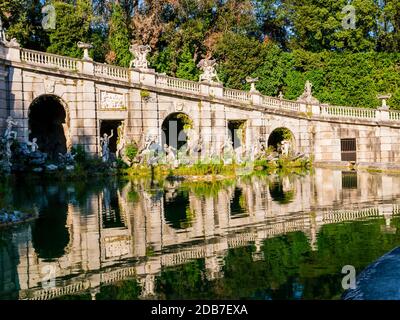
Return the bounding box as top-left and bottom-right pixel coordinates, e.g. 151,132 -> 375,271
161,112 -> 193,150
28,95 -> 70,159
267,127 -> 295,152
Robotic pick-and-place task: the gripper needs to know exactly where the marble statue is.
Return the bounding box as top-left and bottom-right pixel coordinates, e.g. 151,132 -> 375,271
27,137 -> 39,153
58,152 -> 76,165
4,116 -> 18,140
185,127 -> 198,157
197,59 -> 220,83
220,136 -> 234,164
116,122 -> 126,158
100,130 -> 114,162
278,91 -> 284,100
297,80 -> 319,104
129,44 -> 151,69
251,137 -> 265,161
280,140 -> 290,157
137,134 -> 158,164
164,144 -> 176,163
62,123 -> 72,151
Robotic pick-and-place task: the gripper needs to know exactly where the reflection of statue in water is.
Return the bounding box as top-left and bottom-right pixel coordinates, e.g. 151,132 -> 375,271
100,130 -> 114,162
116,122 -> 126,158
282,176 -> 293,193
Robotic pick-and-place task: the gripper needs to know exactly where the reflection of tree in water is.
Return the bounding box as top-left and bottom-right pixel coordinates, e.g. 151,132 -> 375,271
0,231 -> 21,299
163,189 -> 193,229
269,176 -> 295,204
95,280 -> 141,300
156,260 -> 212,300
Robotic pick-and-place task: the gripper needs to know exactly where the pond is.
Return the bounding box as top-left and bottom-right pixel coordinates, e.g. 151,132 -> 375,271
1,168 -> 400,300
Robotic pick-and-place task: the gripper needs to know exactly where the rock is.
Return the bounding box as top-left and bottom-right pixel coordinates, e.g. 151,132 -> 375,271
30,158 -> 46,166
46,164 -> 58,171
32,167 -> 43,173
65,165 -> 75,171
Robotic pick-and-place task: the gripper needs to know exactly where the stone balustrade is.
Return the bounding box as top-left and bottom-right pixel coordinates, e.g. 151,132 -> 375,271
20,48 -> 78,71
94,62 -> 129,81
320,104 -> 377,120
389,110 -> 400,121
156,74 -> 201,93
7,46 -> 400,123
223,88 -> 251,102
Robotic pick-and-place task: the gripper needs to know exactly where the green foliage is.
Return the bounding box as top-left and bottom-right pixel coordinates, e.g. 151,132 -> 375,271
107,3 -> 132,67
124,143 -> 138,164
175,45 -> 199,81
140,90 -> 150,100
214,33 -> 264,90
46,1 -> 92,58
176,113 -> 193,130
71,145 -> 87,164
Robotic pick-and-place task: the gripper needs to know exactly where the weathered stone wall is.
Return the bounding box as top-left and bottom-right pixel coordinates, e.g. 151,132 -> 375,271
1,44 -> 400,166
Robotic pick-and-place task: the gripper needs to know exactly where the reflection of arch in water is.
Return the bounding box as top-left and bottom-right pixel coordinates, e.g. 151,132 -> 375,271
31,188 -> 71,260
163,190 -> 193,229
230,187 -> 248,216
269,177 -> 295,204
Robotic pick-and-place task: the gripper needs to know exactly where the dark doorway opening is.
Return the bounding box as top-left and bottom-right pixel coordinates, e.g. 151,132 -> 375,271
161,113 -> 190,150
227,120 -> 245,149
268,127 -> 294,151
100,120 -> 122,154
28,95 -> 67,159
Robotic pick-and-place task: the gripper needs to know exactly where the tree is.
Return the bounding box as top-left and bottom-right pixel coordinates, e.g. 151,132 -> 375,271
176,45 -> 199,81
214,32 -> 264,90
286,0 -> 379,52
46,0 -> 92,58
0,0 -> 48,50
106,3 -> 132,67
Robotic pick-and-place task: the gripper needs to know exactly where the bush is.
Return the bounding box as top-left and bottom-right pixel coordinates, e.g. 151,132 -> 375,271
125,143 -> 138,164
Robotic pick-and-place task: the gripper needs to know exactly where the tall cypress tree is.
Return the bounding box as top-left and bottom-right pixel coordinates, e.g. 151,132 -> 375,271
107,3 -> 132,67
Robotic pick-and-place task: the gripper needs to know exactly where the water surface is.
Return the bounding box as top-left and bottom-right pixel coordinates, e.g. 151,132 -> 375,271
1,168 -> 400,300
